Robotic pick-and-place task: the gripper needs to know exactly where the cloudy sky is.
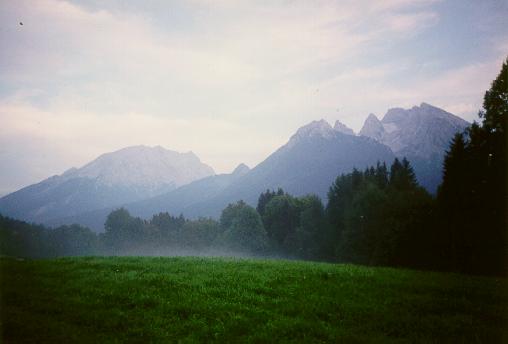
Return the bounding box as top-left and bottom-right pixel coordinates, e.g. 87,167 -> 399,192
0,0 -> 507,195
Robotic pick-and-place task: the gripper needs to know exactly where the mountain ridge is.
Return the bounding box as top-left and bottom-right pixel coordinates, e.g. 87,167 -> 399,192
1,103 -> 470,230
0,145 -> 215,224
45,119 -> 396,231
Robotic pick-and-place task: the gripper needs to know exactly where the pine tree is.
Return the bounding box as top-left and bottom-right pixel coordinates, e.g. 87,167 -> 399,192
481,58 -> 508,134
401,158 -> 417,188
437,57 -> 507,275
375,161 -> 389,189
472,57 -> 508,275
256,189 -> 275,217
438,133 -> 470,271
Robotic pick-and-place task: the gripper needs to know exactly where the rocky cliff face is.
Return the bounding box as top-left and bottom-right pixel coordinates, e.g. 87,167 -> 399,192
359,103 -> 470,192
65,145 -> 214,192
333,120 -> 355,135
359,114 -> 385,141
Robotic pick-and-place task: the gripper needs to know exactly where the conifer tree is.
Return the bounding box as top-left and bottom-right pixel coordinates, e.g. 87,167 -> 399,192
438,57 -> 507,275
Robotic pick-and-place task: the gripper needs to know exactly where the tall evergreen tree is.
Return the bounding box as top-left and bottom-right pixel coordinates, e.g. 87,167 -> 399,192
390,158 -> 417,190
481,58 -> 508,134
375,161 -> 389,189
438,57 -> 507,275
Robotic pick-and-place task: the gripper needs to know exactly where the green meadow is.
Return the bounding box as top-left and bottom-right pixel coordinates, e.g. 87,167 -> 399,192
1,256 -> 507,343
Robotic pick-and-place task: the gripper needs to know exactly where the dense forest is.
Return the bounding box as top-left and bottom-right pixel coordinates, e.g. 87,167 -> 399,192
1,59 -> 506,276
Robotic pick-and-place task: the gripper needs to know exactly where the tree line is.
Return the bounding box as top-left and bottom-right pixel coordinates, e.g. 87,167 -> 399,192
1,58 -> 506,276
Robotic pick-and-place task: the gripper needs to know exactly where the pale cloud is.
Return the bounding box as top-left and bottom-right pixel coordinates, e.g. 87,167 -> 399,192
370,0 -> 440,11
1,0 -> 440,87
384,11 -> 439,33
0,0 -> 506,194
0,99 -> 282,170
369,57 -> 507,122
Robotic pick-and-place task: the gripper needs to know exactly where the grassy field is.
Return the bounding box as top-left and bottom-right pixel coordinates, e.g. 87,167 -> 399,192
1,256 -> 507,343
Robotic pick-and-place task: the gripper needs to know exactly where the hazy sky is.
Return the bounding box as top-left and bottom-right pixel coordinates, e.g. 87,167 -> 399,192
1,0 -> 507,195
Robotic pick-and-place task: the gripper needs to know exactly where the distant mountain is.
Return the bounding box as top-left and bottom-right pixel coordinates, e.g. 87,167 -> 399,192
333,120 -> 355,135
153,120 -> 394,220
0,145 -> 214,224
359,103 -> 469,192
360,114 -> 385,141
2,104 -> 466,231
45,120 -> 395,231
177,120 -> 394,218
46,163 -> 251,231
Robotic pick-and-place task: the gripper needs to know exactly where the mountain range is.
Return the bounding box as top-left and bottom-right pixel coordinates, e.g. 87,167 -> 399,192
0,146 -> 214,224
0,103 -> 469,231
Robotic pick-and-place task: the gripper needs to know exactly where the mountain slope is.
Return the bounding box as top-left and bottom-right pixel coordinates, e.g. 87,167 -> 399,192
0,146 -> 214,224
44,163 -> 250,231
46,120 -> 395,230
174,120 -> 395,218
122,163 -> 250,220
4,104 -> 462,230
359,103 -> 469,192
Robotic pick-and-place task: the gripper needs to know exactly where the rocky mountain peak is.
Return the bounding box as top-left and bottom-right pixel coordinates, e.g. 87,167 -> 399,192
420,102 -> 437,109
0,145 -> 217,225
333,120 -> 355,135
358,104 -> 470,192
361,104 -> 470,156
383,107 -> 408,123
359,113 -> 384,140
232,163 -> 250,176
64,145 -> 215,189
291,119 -> 335,140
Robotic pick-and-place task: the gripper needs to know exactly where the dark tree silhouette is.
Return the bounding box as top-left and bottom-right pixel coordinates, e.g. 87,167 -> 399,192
438,57 -> 507,275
